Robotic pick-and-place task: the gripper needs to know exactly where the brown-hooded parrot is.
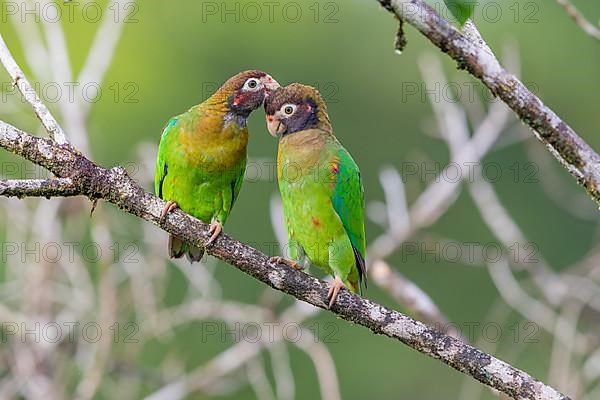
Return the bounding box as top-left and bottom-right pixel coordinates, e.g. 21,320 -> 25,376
265,83 -> 367,307
155,70 -> 279,262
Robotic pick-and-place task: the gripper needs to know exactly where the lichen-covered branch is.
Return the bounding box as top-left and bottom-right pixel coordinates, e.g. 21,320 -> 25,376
0,178 -> 78,198
0,119 -> 571,400
377,0 -> 600,205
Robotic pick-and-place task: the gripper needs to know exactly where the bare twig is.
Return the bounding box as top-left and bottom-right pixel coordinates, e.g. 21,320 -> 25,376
0,34 -> 68,145
0,178 -> 79,198
377,1 -> 600,205
268,344 -> 295,400
78,0 -> 131,117
367,71 -> 506,263
144,341 -> 264,400
293,330 -> 341,400
370,260 -> 451,330
145,301 -> 320,400
415,45 -> 600,399
556,0 -> 600,41
7,6 -> 50,81
359,167 -> 452,329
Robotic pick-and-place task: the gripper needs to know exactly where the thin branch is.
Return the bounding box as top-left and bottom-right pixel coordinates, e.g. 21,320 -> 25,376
0,119 -> 570,400
370,260 -> 452,331
416,48 -> 574,311
0,34 -> 68,145
246,358 -> 276,400
556,0 -> 600,41
367,84 -> 506,262
145,301 -> 318,400
377,1 -> 600,205
268,345 -> 295,400
0,178 -> 79,198
145,341 -> 263,400
78,0 -> 132,116
38,1 -> 73,86
7,6 -> 50,81
293,331 -> 341,400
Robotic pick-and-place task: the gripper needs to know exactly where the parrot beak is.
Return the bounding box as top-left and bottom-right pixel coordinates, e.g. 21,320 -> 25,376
262,75 -> 280,93
266,115 -> 285,137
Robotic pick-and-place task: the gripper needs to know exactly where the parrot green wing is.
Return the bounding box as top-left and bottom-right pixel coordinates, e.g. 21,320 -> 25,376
330,145 -> 367,289
218,154 -> 246,224
155,117 -> 179,198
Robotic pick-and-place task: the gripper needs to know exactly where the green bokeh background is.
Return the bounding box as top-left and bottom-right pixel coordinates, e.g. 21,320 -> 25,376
1,0 -> 599,398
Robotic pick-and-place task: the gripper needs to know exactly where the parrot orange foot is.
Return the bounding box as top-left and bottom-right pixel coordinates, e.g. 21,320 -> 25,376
327,276 -> 346,308
206,220 -> 223,246
268,256 -> 302,270
160,200 -> 178,224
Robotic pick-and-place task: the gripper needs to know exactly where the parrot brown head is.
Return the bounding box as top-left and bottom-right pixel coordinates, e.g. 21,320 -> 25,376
213,70 -> 279,118
264,83 -> 332,137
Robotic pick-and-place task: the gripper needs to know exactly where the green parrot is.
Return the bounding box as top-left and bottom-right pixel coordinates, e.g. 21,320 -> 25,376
265,83 -> 367,307
155,70 -> 279,262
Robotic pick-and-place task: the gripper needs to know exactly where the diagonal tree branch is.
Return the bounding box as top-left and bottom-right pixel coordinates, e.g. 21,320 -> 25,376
377,0 -> 600,205
0,118 -> 571,400
0,15 -> 582,398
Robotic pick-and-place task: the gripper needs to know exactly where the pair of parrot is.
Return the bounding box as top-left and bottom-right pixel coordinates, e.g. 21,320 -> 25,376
154,70 -> 366,306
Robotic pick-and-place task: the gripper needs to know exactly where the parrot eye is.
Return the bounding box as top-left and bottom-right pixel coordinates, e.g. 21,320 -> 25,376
281,104 -> 296,116
243,78 -> 261,91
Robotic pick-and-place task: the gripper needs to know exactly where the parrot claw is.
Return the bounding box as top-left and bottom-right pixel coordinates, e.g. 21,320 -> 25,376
269,256 -> 302,270
327,276 -> 346,309
160,200 -> 178,224
206,220 -> 223,246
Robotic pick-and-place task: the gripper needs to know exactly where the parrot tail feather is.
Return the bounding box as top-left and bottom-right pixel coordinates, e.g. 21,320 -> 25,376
168,235 -> 205,262
169,235 -> 185,259
352,245 -> 367,294
185,244 -> 204,263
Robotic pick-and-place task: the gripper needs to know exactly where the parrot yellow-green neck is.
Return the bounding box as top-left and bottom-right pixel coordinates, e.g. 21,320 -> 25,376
202,69 -> 277,127
201,82 -> 246,128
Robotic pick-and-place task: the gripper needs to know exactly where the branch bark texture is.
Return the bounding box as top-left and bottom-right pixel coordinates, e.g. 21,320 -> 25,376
0,178 -> 78,198
0,119 -> 571,400
378,0 -> 600,205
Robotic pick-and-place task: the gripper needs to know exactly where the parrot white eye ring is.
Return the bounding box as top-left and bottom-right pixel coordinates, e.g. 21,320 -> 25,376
281,104 -> 297,116
243,78 -> 260,91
